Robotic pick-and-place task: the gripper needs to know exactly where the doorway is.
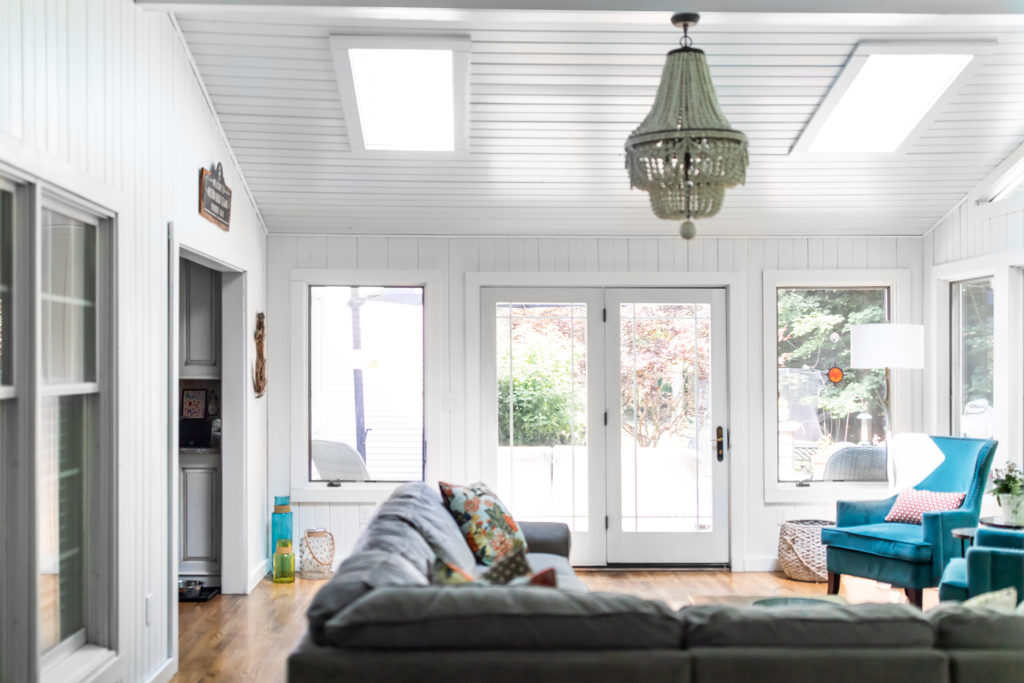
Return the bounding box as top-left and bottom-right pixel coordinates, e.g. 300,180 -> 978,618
481,287 -> 729,566
169,242 -> 249,599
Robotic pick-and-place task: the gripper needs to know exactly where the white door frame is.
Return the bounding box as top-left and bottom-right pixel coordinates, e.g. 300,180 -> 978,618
605,288 -> 729,564
467,271 -> 747,568
480,288 -> 607,565
168,229 -> 250,602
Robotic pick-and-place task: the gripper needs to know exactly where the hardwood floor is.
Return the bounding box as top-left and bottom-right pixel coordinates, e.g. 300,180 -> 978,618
172,571 -> 938,683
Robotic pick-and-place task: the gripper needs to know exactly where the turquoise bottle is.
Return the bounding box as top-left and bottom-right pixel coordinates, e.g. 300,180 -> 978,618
271,495 -> 292,557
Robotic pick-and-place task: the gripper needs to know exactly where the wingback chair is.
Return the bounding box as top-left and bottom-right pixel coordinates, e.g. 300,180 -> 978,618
820,436 -> 998,607
939,527 -> 1024,604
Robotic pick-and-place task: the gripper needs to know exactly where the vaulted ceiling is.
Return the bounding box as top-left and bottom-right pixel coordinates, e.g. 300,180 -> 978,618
171,7 -> 1024,237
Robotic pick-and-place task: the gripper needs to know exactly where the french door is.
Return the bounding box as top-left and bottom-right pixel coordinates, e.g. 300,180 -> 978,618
482,287 -> 729,566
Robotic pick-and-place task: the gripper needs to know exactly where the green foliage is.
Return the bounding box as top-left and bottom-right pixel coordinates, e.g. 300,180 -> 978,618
777,288 -> 888,443
989,462 -> 1024,497
957,281 -> 994,405
497,345 -> 583,447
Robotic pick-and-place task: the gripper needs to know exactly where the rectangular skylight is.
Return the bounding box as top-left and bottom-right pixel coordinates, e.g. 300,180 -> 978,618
808,53 -> 971,153
791,42 -> 994,155
349,48 -> 455,151
330,35 -> 470,153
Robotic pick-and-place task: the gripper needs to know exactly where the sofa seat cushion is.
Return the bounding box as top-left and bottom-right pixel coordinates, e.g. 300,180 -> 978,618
820,523 -> 932,563
929,602 -> 1024,649
306,550 -> 429,645
323,586 -> 682,650
681,603 -> 934,648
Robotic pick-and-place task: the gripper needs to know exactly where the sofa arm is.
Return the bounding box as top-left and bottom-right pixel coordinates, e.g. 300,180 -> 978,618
923,508 -> 980,583
836,494 -> 898,527
520,521 -> 571,558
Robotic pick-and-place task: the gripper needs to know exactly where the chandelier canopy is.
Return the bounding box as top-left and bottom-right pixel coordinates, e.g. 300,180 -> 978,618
625,13 -> 748,239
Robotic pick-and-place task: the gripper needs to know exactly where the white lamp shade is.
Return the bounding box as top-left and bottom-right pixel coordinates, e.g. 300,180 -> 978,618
849,324 -> 924,369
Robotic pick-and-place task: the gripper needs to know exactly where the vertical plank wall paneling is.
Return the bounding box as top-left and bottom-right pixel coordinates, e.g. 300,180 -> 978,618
268,235 -> 924,569
0,1 -> 267,681
929,199 -> 1024,265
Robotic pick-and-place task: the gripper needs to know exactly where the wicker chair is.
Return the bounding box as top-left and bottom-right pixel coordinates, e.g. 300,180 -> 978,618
822,445 -> 887,482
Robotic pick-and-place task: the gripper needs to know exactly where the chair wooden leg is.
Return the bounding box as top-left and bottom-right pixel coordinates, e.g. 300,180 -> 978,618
827,571 -> 841,595
904,588 -> 923,608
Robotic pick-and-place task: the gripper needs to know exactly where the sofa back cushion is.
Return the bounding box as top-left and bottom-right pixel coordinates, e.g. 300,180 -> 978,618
323,586 -> 683,650
369,482 -> 477,572
928,603 -> 1024,649
681,603 -> 934,648
306,550 -> 428,645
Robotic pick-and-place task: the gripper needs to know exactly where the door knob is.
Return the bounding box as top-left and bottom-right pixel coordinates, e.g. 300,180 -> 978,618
715,426 -> 725,462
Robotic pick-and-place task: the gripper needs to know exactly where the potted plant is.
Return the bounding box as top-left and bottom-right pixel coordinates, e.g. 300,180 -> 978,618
989,462 -> 1024,526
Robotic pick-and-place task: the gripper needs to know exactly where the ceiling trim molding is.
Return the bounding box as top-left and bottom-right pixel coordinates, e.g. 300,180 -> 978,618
136,0 -> 1024,20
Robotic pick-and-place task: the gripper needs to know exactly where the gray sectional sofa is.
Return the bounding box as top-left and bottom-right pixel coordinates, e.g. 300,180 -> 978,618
288,482 -> 1024,683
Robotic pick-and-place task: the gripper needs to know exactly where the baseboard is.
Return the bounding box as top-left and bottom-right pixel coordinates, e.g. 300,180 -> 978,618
247,558 -> 269,592
144,657 -> 176,683
739,555 -> 781,572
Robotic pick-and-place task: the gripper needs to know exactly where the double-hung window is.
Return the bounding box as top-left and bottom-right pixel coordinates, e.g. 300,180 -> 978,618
0,178 -> 115,682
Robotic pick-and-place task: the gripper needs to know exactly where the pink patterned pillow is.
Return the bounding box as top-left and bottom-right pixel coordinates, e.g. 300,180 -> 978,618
884,489 -> 966,525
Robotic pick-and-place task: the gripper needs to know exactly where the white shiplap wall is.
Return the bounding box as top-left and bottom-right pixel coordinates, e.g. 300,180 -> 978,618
0,1 -> 267,682
929,198 -> 1024,266
268,234 -> 924,569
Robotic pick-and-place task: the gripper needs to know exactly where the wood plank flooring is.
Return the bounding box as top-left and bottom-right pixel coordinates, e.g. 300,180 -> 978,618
171,571 -> 938,683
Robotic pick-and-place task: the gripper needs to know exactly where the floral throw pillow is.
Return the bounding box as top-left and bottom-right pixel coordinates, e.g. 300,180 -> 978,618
964,587 -> 1018,612
884,489 -> 966,525
439,481 -> 528,565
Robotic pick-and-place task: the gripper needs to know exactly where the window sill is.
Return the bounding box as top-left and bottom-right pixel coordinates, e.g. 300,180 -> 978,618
765,482 -> 892,505
41,645 -> 116,683
290,482 -> 406,504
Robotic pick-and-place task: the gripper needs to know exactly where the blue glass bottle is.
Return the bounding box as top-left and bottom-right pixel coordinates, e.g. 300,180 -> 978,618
271,495 -> 292,557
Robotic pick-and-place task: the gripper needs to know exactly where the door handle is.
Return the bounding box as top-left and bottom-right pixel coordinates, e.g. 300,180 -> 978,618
715,426 -> 725,462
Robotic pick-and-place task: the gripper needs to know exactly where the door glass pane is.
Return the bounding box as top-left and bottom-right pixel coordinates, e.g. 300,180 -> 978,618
0,188 -> 12,385
776,288 -> 889,482
495,302 -> 588,531
38,394 -> 94,653
308,286 -> 424,482
951,278 -> 994,438
620,302 -> 712,532
42,209 -> 97,384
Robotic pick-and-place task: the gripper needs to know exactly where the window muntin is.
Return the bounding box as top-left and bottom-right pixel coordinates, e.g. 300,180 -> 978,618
308,285 -> 424,482
776,287 -> 890,482
951,277 -> 994,438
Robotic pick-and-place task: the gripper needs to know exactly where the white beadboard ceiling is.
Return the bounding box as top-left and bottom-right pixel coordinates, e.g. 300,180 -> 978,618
171,8 -> 1024,237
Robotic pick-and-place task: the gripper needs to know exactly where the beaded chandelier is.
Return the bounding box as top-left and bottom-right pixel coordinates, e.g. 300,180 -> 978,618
625,13 -> 748,240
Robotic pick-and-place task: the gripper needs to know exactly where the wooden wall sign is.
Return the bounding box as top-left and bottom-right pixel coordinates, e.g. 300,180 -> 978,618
199,162 -> 232,230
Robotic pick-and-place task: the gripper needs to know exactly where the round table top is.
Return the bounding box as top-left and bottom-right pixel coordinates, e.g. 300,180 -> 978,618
980,516 -> 1024,530
951,526 -> 977,540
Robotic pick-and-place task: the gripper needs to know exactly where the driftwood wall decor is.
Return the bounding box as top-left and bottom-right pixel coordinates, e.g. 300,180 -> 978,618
253,312 -> 267,398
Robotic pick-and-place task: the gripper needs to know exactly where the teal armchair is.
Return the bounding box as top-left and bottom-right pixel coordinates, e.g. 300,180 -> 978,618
820,436 -> 998,607
939,527 -> 1024,603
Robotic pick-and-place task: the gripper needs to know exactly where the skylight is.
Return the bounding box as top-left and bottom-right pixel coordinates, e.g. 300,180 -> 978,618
329,35 -> 470,153
790,44 -> 991,155
349,49 -> 455,151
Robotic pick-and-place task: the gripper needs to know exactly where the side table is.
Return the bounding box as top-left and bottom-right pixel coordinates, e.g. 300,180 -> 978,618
951,527 -> 977,557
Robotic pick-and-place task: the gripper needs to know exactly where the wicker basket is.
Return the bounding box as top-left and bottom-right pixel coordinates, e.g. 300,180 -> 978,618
778,519 -> 835,582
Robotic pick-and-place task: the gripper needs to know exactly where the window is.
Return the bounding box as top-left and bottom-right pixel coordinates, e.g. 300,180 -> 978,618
0,181 -> 115,679
951,277 -> 994,438
776,287 -> 890,482
308,285 -> 424,482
